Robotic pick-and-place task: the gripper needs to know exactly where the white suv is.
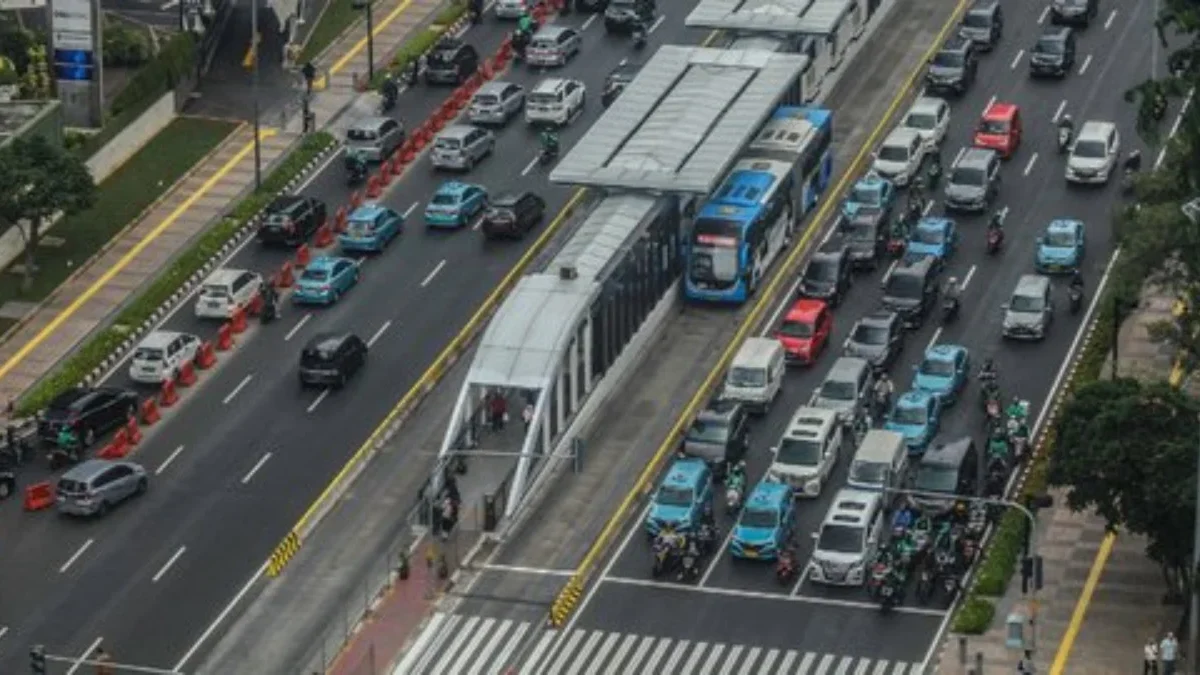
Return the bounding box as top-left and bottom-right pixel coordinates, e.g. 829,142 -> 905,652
767,407 -> 842,497
1066,120 -> 1120,184
900,96 -> 950,152
807,488 -> 884,587
525,77 -> 586,127
195,268 -> 263,319
129,331 -> 201,384
872,128 -> 926,187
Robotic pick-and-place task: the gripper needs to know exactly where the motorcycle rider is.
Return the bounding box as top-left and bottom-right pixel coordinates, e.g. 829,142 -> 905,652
261,282 -> 280,322
726,459 -> 747,492
1069,268 -> 1085,296
1005,395 -> 1027,424
345,149 -> 369,182
539,130 -> 560,158
872,373 -> 894,418
513,13 -> 536,58
380,74 -> 400,111
1056,114 -> 1074,148
986,209 -> 1004,242
943,276 -> 962,314
678,536 -> 702,580
978,357 -> 998,384
56,424 -> 81,463
987,424 -> 1010,460
1123,149 -> 1143,174
926,151 -> 943,186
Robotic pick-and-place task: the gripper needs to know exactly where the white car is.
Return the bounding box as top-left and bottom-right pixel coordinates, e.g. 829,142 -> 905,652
194,268 -> 264,319
1066,120 -> 1120,184
525,77 -> 586,127
129,331 -> 201,384
872,128 -> 927,187
900,96 -> 950,152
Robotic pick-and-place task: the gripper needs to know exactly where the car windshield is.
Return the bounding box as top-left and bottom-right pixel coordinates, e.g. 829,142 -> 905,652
1046,229 -> 1076,247
346,128 -> 378,142
778,437 -> 823,466
302,269 -> 330,282
850,460 -> 888,485
780,319 -> 814,338
885,273 -> 924,300
740,507 -> 778,529
818,524 -> 863,554
877,144 -> 910,163
963,12 -> 990,28
978,118 -> 1008,135
845,221 -> 877,240
528,92 -> 560,106
820,380 -> 857,401
919,358 -> 956,377
951,166 -> 985,187
474,94 -> 499,105
905,112 -> 938,131
431,193 -> 458,206
687,420 -> 729,444
691,219 -> 741,283
1035,37 -> 1064,54
914,465 -> 959,492
1011,293 -> 1045,312
435,137 -> 462,150
656,485 -> 694,508
200,285 -> 230,299
134,347 -> 164,362
728,367 -> 766,388
853,324 -> 889,345
850,184 -> 882,204
1072,139 -> 1107,159
891,403 -> 927,425
806,260 -> 839,283
914,227 -> 945,245
932,51 -> 963,68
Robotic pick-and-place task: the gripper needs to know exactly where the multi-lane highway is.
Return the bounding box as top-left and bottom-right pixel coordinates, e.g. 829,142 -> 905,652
397,0 -> 1167,672
0,6 -> 711,672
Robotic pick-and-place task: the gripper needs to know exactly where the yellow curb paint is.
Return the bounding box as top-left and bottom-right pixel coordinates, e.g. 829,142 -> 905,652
1049,531 -> 1116,675
330,0 -> 417,76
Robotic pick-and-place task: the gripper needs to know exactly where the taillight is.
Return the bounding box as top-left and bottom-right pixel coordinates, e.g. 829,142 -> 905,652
285,220 -> 296,233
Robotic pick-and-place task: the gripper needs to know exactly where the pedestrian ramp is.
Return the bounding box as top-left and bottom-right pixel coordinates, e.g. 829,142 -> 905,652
395,612 -> 925,674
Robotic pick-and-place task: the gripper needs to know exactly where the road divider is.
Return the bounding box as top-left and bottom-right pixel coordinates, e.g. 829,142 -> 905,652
23,481 -> 54,511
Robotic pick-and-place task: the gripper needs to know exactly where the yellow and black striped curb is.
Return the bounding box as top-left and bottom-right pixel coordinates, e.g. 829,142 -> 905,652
548,575 -> 585,628
267,531 -> 302,578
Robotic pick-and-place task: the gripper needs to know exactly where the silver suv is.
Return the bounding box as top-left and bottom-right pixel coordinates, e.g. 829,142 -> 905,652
944,146 -> 1000,212
1003,274 -> 1054,340
57,459 -> 148,517
1066,120 -> 1120,184
431,124 -> 496,171
345,116 -> 405,162
468,81 -> 525,126
809,357 -> 873,426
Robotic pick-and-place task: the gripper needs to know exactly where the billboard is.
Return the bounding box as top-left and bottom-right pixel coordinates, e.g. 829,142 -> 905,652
50,0 -> 103,127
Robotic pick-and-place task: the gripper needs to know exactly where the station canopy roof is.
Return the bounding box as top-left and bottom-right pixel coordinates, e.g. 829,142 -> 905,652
685,0 -> 851,34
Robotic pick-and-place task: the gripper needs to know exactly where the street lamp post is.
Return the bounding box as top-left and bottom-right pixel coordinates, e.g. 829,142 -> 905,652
250,0 -> 262,188
351,0 -> 375,82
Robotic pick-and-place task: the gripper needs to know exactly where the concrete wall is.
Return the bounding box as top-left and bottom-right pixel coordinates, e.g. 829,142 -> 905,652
84,91 -> 177,183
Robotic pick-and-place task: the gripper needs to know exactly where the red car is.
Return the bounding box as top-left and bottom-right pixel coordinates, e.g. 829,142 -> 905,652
973,101 -> 1022,158
776,298 -> 832,365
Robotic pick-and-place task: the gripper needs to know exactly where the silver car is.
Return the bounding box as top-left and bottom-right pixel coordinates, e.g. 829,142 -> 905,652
346,116 -> 405,162
1066,120 -> 1120,185
493,0 -> 529,19
431,124 -> 496,171
56,459 -> 148,517
527,25 -> 582,68
468,81 -> 525,126
1002,274 -> 1054,340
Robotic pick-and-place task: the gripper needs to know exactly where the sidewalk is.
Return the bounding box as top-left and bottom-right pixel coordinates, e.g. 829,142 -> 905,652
935,288 -> 1186,675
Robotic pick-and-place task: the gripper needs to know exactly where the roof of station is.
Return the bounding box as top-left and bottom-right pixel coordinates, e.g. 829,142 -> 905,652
550,46 -> 808,194
685,0 -> 851,34
549,194 -> 659,280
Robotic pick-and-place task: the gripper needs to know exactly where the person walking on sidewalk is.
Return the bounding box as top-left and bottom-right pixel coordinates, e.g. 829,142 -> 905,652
1145,638 -> 1160,675
488,391 -> 508,432
1161,633 -> 1179,675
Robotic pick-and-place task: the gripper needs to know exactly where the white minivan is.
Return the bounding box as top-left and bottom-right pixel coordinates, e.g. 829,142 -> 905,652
195,268 -> 263,319
808,488 -> 885,587
847,429 -> 907,493
723,337 -> 785,414
129,330 -> 201,384
768,407 -> 842,497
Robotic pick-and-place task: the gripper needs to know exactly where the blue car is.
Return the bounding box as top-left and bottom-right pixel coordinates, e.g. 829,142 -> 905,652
339,204 -> 404,253
731,480 -> 794,561
842,173 -> 896,221
912,344 -> 970,405
644,458 -> 712,536
1035,218 -> 1085,274
884,390 -> 942,455
904,217 -> 957,269
293,256 -> 360,305
425,181 -> 489,228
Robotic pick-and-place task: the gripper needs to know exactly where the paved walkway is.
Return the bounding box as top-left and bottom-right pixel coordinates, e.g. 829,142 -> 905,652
936,287 -> 1187,675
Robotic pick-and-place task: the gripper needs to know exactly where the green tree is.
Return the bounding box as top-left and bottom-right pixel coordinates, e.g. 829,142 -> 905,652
0,135 -> 96,291
1048,378 -> 1200,593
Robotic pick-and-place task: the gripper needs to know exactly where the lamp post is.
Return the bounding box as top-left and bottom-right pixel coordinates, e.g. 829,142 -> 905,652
1190,412 -> 1200,674
250,0 -> 262,188
351,0 -> 375,82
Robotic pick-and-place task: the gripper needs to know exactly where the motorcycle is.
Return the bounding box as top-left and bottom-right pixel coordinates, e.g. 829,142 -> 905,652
775,549 -> 798,585
941,296 -> 959,323
1068,284 -> 1083,313
915,565 -> 935,605
1007,421 -> 1029,463
1152,92 -> 1167,121
872,389 -> 891,422
261,287 -> 280,324
725,482 -> 743,514
879,576 -> 902,613
1056,125 -> 1072,154
1121,167 -> 1138,195
985,457 -> 1009,497
986,226 -> 1004,255
651,538 -> 675,578
538,144 -> 558,165
678,551 -> 700,582
632,24 -> 648,49
345,156 -> 369,186
925,161 -> 942,190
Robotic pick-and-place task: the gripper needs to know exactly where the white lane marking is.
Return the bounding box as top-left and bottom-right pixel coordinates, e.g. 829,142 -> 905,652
698,526 -> 738,587
520,156 -> 540,176
0,626 -> 8,642
648,14 -> 665,33
160,0 -> 178,8
952,146 -> 967,167
306,389 -> 330,414
367,319 -> 392,347
1052,99 -> 1067,122
403,202 -> 420,218
1023,152 -> 1039,176
1009,50 -> 1024,70
1078,54 -> 1092,75
922,199 -> 935,216
284,313 -> 312,341
1104,9 -> 1117,29
59,539 -> 95,574
925,326 -> 942,351
222,374 -> 254,404
1156,89 -> 1195,169
981,95 -> 996,117
152,546 -> 187,583
174,562 -> 269,672
960,264 -> 977,290
561,504 -> 652,635
1037,6 -> 1049,23
241,452 -> 272,484
156,445 -> 185,475
788,563 -> 812,597
481,563 -> 576,576
66,637 -> 103,675
581,13 -> 596,30
421,260 -> 447,287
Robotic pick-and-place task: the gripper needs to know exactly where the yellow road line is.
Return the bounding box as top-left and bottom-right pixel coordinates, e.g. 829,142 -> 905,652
243,33 -> 261,70
1049,531 -> 1116,674
330,0 -> 417,76
561,0 -> 974,599
0,128 -> 276,386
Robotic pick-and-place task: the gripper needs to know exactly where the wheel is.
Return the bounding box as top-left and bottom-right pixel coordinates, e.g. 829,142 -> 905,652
136,478 -> 148,495
330,290 -> 341,305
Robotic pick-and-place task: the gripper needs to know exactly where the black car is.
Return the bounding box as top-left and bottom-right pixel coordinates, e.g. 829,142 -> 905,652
881,257 -> 939,330
258,195 -> 328,246
37,386 -> 140,447
604,0 -> 654,33
843,311 -> 905,372
299,333 -> 368,388
682,398 -> 749,480
425,38 -> 479,85
1050,0 -> 1098,27
575,0 -> 607,10
1029,26 -> 1076,78
957,0 -> 1003,51
480,191 -> 547,239
602,61 -> 642,108
800,246 -> 853,307
925,36 -> 977,95
837,210 -> 889,270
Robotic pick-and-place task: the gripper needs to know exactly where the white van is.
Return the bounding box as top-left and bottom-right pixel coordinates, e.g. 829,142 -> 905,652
808,488 -> 885,587
768,407 -> 842,497
195,268 -> 263,319
847,429 -> 907,493
724,337 -> 785,414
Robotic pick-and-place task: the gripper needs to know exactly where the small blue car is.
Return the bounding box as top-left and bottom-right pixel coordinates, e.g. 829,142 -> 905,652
339,204 -> 403,253
842,173 -> 896,220
644,458 -> 712,536
904,217 -> 957,269
293,256 -> 360,305
425,181 -> 489,228
912,344 -> 970,405
885,390 -> 942,455
731,480 -> 794,561
1035,218 -> 1085,274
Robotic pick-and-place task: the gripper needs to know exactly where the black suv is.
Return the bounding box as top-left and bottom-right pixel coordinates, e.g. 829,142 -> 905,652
37,386 -> 140,447
926,36 -> 977,95
682,398 -> 749,480
1050,0 -> 1098,27
837,209 -> 889,270
575,0 -> 607,10
481,191 -> 547,240
958,0 -> 1003,51
1029,26 -> 1076,78
800,246 -> 853,307
602,61 -> 642,108
844,311 -> 905,372
299,333 -> 368,388
881,257 -> 939,330
258,195 -> 328,247
604,0 -> 654,33
425,38 -> 479,85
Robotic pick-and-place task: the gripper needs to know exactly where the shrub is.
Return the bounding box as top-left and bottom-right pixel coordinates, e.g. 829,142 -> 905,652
952,595 -> 996,634
110,31 -> 195,117
103,20 -> 153,68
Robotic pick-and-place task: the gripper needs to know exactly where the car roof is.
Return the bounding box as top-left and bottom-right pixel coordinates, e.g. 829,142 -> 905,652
859,311 -> 898,327
941,35 -> 972,52
533,77 -> 572,93
924,344 -> 963,361
534,24 -> 573,39
439,124 -> 481,139
698,398 -> 742,422
62,458 -> 129,482
1077,120 -> 1115,139
812,246 -> 847,263
304,331 -> 355,352
435,181 -> 478,196
306,256 -> 347,271
1041,24 -> 1072,39
350,203 -> 389,220
826,488 -> 881,526
1015,273 -> 1051,292
204,268 -> 252,286
898,389 -> 934,405
492,192 -> 530,206
48,387 -> 93,408
785,298 -> 826,322
908,96 -> 946,115
664,458 -> 707,485
895,256 -> 935,276
787,406 -> 839,434
883,127 -> 921,146
967,0 -> 998,13
982,101 -> 1018,120
351,116 -> 392,131
746,481 -> 790,509
267,194 -> 307,212
431,37 -> 467,52
138,330 -> 187,349
477,80 -> 518,96
855,173 -> 891,190
958,146 -> 997,166
1047,218 -> 1082,232
826,356 -> 869,381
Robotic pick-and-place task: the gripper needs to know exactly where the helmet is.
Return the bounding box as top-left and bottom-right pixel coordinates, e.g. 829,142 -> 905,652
948,276 -> 959,285
1061,114 -> 1072,124
738,459 -> 747,468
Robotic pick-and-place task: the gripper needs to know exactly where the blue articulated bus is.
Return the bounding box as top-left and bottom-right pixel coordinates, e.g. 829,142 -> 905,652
684,105 -> 834,304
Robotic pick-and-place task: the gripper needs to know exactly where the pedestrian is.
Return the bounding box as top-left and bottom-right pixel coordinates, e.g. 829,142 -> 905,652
440,495 -> 458,538
94,647 -> 114,675
488,391 -> 507,431
1145,638 -> 1160,675
522,403 -> 534,431
1161,632 -> 1179,675
1015,650 -> 1035,674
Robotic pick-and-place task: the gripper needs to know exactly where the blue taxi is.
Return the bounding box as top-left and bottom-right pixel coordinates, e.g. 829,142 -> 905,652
912,344 -> 970,405
293,256 -> 360,305
644,457 -> 712,536
1035,218 -> 1085,274
731,480 -> 794,561
884,390 -> 942,455
425,181 -> 489,228
904,217 -> 957,269
842,173 -> 895,221
339,204 -> 404,253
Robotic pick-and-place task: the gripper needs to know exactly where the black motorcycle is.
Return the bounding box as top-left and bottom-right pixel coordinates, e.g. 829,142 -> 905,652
632,24 -> 647,49
651,538 -> 677,578
1068,285 -> 1083,314
345,155 -> 369,186
678,551 -> 701,582
915,564 -> 935,605
879,576 -> 903,613
941,296 -> 959,323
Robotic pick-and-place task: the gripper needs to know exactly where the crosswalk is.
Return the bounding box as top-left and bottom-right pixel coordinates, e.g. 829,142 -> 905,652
395,613 -> 925,675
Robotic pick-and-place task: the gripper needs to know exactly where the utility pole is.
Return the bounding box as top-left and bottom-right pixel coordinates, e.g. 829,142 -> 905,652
351,0 -> 376,82
250,0 -> 262,189
1190,413 -> 1200,674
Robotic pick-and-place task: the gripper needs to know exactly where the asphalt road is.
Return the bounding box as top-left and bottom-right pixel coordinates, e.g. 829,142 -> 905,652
0,8 -> 711,673
529,0 -> 1162,671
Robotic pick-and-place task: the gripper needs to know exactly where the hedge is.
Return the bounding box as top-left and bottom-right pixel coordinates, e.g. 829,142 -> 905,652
17,131 -> 337,416
373,1 -> 468,88
952,595 -> 997,634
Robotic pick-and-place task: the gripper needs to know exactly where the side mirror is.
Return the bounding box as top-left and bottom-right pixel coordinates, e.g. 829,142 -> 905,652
1001,303 -> 1010,311
769,446 -> 778,454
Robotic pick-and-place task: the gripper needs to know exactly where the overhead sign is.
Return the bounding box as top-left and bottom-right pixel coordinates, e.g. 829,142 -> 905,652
50,0 -> 103,127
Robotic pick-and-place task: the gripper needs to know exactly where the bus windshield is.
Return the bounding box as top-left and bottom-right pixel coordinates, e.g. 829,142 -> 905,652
690,218 -> 742,284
